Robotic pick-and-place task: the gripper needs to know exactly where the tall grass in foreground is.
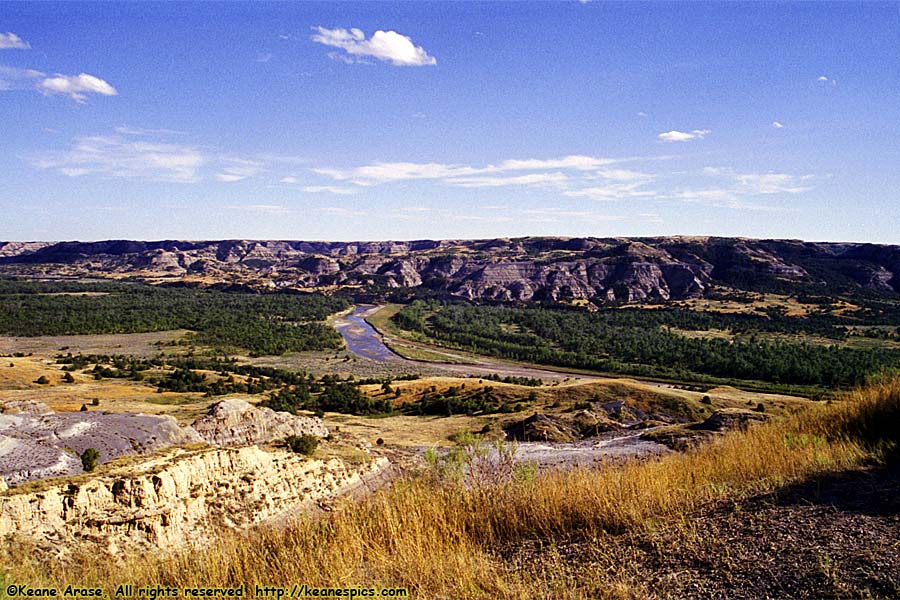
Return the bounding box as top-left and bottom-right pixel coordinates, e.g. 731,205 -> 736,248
5,377 -> 900,599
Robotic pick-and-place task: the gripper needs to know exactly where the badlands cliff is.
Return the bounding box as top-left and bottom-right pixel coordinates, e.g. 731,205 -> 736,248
1,236 -> 898,302
0,399 -> 388,554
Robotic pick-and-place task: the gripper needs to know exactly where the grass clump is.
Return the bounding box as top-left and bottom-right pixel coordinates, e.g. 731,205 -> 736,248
285,434 -> 319,456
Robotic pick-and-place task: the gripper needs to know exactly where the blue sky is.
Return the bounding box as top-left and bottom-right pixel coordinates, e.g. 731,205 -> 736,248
1,1 -> 898,243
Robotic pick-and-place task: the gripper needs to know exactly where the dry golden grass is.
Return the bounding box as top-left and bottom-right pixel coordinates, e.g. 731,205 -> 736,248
4,377 -> 899,598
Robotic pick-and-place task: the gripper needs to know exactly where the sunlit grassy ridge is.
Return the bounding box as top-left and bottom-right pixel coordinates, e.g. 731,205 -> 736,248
4,377 -> 899,599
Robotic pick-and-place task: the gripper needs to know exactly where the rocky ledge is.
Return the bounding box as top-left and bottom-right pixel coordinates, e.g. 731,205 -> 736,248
0,445 -> 388,555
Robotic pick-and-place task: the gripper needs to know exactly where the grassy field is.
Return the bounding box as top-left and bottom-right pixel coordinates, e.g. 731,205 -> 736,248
5,373 -> 896,598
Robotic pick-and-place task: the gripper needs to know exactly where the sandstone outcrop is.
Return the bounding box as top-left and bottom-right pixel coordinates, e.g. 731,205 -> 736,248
0,445 -> 389,554
190,398 -> 328,446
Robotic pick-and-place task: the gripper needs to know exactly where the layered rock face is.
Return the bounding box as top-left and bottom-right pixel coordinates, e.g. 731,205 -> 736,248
191,398 -> 328,446
0,398 -> 381,555
2,236 -> 899,302
0,445 -> 388,554
0,408 -> 201,485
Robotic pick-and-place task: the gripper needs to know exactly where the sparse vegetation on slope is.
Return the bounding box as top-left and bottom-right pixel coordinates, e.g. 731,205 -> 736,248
6,376 -> 898,599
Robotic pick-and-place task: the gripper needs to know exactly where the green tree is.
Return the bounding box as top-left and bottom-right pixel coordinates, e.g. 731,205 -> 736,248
80,448 -> 100,472
285,434 -> 319,456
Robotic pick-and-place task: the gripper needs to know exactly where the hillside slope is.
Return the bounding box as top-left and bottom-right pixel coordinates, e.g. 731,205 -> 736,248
1,237 -> 898,303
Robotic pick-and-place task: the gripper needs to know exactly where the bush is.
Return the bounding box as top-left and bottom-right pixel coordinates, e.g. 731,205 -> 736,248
285,434 -> 319,456
62,372 -> 75,383
80,448 -> 100,472
34,375 -> 50,385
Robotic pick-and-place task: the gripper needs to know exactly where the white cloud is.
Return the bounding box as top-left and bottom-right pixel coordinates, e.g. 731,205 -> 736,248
446,172 -> 568,188
114,126 -> 185,136
215,158 -> 264,182
817,75 -> 829,82
31,133 -> 206,182
280,176 -> 300,184
0,32 -> 30,49
702,167 -> 812,195
319,206 -> 367,217
313,161 -> 479,185
673,168 -> 813,211
674,189 -> 790,212
658,129 -> 710,142
735,172 -> 812,195
302,185 -> 357,195
225,204 -> 290,215
772,121 -> 784,129
0,65 -> 43,90
310,154 -> 665,201
563,182 -> 655,200
592,168 -> 654,181
313,154 -> 620,187
496,155 -> 617,171
37,73 -> 117,102
311,26 -> 436,66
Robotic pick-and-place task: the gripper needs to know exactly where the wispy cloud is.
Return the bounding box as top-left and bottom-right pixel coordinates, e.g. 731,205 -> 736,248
312,154 -> 662,199
658,129 -> 710,142
0,65 -> 44,90
216,158 -> 265,182
302,185 -> 357,195
674,189 -> 791,212
319,206 -> 367,217
735,172 -> 812,195
672,168 -> 812,211
446,172 -> 568,189
772,121 -> 784,129
563,182 -> 655,200
225,204 -> 289,215
521,208 -> 623,223
0,32 -> 30,50
311,26 -> 436,66
32,130 -> 313,184
37,73 -> 117,103
30,132 -> 207,182
313,155 -> 621,187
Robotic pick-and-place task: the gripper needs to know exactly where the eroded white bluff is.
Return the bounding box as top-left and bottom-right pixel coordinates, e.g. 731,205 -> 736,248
0,445 -> 389,555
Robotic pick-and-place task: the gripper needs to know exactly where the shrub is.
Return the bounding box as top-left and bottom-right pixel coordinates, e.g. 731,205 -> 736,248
34,375 -> 50,385
79,404 -> 88,412
62,372 -> 75,383
80,448 -> 100,472
285,434 -> 319,456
